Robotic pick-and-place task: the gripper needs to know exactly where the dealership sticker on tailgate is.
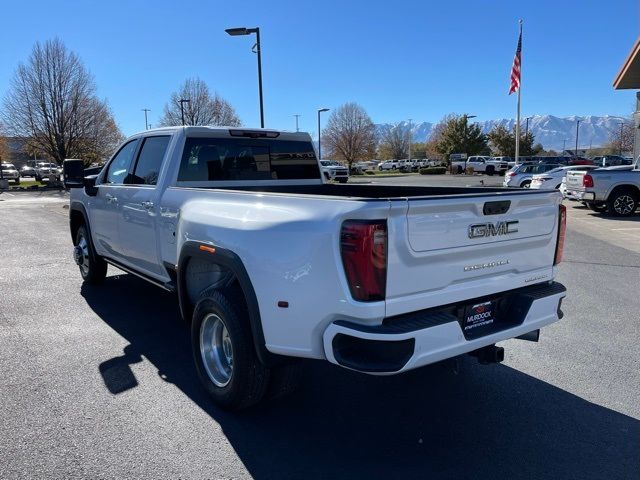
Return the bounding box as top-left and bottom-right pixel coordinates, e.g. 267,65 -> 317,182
463,301 -> 496,331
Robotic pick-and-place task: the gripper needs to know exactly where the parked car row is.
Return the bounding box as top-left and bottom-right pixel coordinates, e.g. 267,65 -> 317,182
0,161 -> 64,186
451,156 -> 510,175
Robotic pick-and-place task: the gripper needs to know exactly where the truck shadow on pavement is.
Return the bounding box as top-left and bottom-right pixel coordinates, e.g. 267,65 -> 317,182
82,274 -> 639,480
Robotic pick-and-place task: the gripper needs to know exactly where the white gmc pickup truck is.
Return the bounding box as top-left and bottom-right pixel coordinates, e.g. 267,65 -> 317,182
64,126 -> 567,410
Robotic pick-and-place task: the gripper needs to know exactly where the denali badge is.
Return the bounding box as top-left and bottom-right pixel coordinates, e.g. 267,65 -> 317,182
468,220 -> 519,239
464,260 -> 510,272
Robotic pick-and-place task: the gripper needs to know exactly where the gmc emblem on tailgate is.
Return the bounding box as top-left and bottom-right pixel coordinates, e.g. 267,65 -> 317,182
468,220 -> 519,239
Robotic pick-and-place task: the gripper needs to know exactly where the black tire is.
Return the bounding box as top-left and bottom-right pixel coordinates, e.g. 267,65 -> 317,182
338,178 -> 348,183
456,165 -> 463,174
35,175 -> 41,182
74,224 -> 107,284
14,179 -> 20,185
192,288 -> 270,410
378,167 -> 383,171
520,180 -> 531,188
486,166 -> 495,176
587,202 -> 607,213
606,188 -> 638,217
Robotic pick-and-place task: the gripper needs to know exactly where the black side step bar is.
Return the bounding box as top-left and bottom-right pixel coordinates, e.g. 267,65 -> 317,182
103,257 -> 176,292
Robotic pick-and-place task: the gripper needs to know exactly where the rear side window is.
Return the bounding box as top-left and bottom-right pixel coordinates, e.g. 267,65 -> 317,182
177,137 -> 320,182
105,140 -> 138,184
128,136 -> 170,185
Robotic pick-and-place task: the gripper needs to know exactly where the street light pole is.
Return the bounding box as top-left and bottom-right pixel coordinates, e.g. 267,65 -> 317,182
317,108 -> 330,160
408,119 -> 412,162
142,108 -> 151,130
525,116 -> 531,138
225,27 -> 264,128
294,114 -> 301,132
575,119 -> 581,157
179,99 -> 190,126
463,114 -> 476,171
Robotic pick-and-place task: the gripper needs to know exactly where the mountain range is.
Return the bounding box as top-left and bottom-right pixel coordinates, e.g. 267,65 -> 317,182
376,115 -> 631,151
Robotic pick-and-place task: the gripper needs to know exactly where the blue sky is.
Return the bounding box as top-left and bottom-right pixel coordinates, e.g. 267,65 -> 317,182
0,0 -> 638,137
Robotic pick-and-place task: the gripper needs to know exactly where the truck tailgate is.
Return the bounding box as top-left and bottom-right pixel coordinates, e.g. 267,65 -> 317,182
386,191 -> 561,316
565,171 -> 586,192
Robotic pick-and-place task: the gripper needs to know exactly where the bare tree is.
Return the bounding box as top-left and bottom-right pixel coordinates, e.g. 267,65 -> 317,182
322,102 -> 377,167
378,123 -> 410,159
2,38 -> 124,165
0,122 -> 10,162
159,78 -> 241,127
606,119 -> 634,155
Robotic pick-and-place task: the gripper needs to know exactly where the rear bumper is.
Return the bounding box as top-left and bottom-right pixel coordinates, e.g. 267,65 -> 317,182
323,282 -> 566,374
565,188 -> 595,201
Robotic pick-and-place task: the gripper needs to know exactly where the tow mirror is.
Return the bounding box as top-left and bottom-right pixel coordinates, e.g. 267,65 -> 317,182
63,159 -> 84,188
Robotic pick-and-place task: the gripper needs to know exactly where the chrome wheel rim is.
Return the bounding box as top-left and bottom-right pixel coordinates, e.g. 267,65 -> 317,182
200,314 -> 233,387
614,195 -> 635,215
76,235 -> 90,276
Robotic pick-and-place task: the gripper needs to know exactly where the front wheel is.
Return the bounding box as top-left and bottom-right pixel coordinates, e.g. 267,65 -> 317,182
192,289 -> 271,410
520,180 -> 531,188
74,225 -> 107,284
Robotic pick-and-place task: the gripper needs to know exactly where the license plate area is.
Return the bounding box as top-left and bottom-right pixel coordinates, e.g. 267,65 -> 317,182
456,292 -> 534,340
462,301 -> 497,336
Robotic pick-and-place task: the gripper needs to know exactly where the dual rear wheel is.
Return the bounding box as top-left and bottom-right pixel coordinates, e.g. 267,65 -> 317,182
192,288 -> 301,411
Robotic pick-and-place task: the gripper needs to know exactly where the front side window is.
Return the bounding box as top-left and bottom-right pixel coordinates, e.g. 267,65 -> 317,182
128,136 -> 170,185
105,140 -> 138,184
177,137 -> 320,182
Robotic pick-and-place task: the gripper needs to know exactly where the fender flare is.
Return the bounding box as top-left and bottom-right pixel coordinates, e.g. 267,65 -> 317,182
69,201 -> 91,241
177,241 -> 277,366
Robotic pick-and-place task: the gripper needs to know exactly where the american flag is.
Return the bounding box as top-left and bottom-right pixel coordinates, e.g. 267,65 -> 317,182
509,28 -> 522,95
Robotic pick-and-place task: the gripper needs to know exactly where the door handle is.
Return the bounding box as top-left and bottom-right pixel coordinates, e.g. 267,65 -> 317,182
105,193 -> 118,204
141,201 -> 154,210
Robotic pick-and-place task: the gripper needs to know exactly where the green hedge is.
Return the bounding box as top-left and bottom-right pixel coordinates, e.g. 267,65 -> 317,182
419,167 -> 447,175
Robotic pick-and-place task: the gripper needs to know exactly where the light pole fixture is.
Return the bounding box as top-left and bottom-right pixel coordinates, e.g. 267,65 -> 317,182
142,108 -> 151,130
179,99 -> 190,126
525,116 -> 532,138
462,114 -> 476,171
226,26 -> 264,128
317,108 -> 330,160
294,114 -> 301,132
575,119 -> 581,157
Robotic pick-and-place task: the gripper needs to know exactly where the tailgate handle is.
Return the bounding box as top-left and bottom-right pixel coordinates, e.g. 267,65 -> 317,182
483,200 -> 510,215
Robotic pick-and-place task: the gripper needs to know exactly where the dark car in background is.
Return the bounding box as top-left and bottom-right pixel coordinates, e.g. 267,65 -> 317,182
591,155 -> 633,167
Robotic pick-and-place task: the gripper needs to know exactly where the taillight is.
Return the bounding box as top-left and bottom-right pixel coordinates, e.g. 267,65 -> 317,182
583,174 -> 594,188
507,171 -> 516,177
554,204 -> 567,265
340,220 -> 387,301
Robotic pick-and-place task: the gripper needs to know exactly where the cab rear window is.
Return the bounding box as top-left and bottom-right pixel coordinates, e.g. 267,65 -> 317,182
178,137 -> 320,182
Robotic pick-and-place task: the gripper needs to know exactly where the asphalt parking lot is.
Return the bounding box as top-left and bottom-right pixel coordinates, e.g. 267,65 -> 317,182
0,185 -> 638,479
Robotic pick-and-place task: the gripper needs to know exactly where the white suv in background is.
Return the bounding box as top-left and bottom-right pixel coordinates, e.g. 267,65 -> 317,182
530,165 -> 599,191
319,160 -> 349,183
504,163 -> 562,188
0,163 -> 20,185
378,160 -> 399,171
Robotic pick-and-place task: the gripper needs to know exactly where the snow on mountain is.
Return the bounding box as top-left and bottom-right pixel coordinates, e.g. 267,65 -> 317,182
376,115 -> 630,151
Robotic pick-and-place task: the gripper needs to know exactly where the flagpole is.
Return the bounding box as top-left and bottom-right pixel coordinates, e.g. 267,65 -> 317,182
515,20 -> 522,165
